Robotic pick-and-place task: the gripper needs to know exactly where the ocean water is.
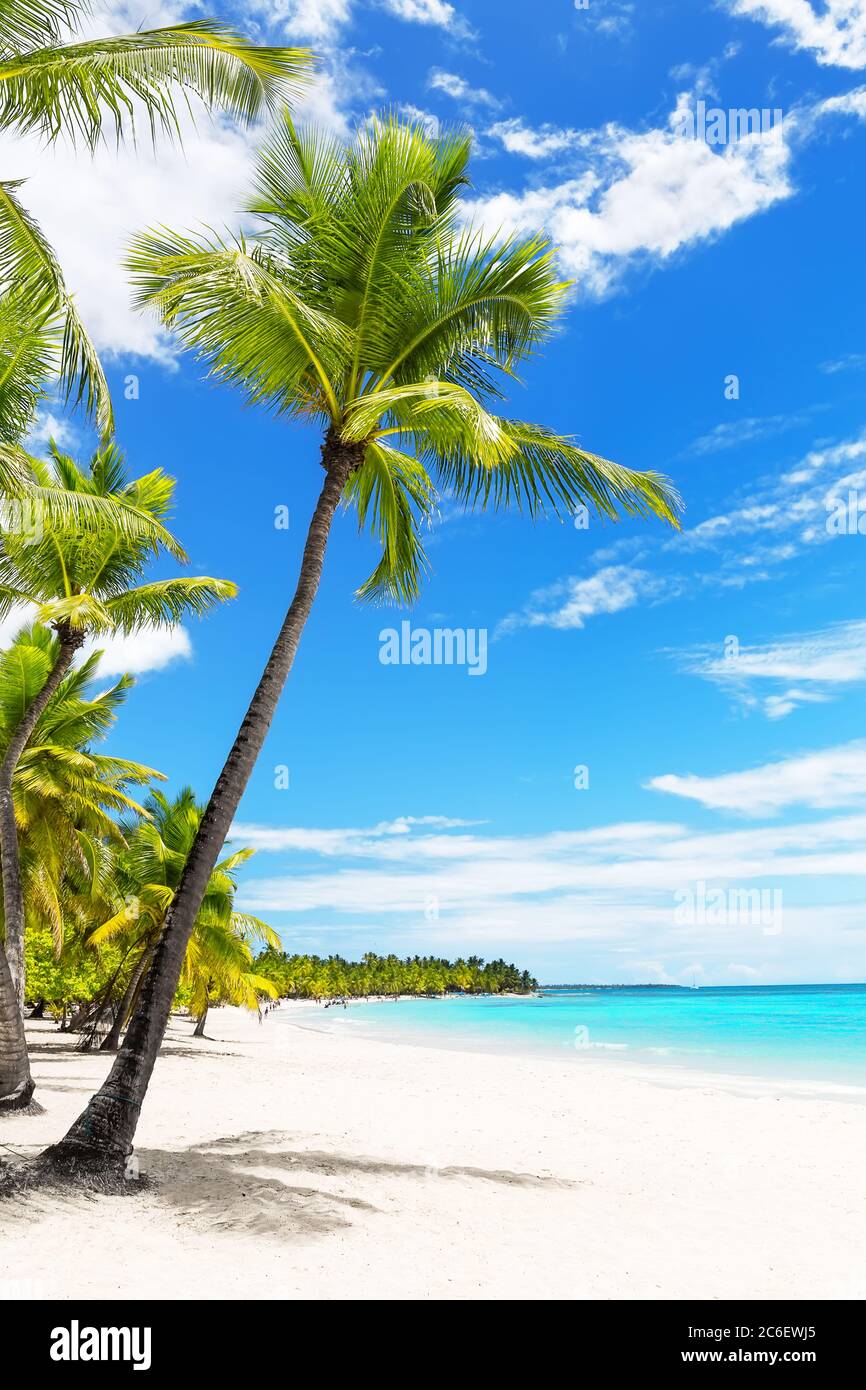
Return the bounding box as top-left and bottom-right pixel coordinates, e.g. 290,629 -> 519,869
285,984 -> 866,1089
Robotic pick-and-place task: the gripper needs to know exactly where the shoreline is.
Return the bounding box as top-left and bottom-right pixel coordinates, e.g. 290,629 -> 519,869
2,1007 -> 866,1300
273,996 -> 866,1104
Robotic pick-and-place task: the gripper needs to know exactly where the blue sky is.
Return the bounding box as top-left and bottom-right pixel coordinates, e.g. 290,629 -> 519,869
6,0 -> 866,984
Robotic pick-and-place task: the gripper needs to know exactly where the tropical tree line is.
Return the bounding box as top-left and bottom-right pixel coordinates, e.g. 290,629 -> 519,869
254,950 -> 536,1000
0,0 -> 681,1181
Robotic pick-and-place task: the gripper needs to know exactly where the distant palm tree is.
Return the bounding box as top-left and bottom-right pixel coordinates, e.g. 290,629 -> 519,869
90,790 -> 278,1049
46,113 -> 681,1173
0,0 -> 312,440
0,625 -> 157,1107
0,444 -> 235,1102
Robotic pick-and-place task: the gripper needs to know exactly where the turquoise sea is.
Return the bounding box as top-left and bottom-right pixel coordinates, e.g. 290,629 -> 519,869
286,984 -> 866,1089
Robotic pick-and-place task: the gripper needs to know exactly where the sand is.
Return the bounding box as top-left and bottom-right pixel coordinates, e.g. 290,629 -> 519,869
1,1004 -> 865,1301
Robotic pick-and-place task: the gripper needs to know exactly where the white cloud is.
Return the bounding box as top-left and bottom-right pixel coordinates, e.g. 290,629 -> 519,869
428,69 -> 501,108
648,741 -> 866,816
683,412 -> 812,456
0,598 -> 192,677
727,0 -> 866,70
821,351 -> 866,373
84,625 -> 193,677
379,0 -> 472,36
232,814 -> 483,854
671,431 -> 866,574
252,0 -> 352,42
253,0 -> 472,40
487,118 -> 582,159
0,605 -> 33,649
678,619 -> 866,718
499,429 -> 866,644
464,97 -> 794,296
399,104 -> 441,136
582,0 -> 635,40
498,565 -> 670,634
232,808 -> 866,980
25,410 -> 80,453
0,114 -> 258,365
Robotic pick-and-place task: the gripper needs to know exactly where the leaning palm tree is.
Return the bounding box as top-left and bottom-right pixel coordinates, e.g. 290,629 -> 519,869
0,444 -> 235,1091
0,0 -> 312,439
0,624 -> 158,1108
88,789 -> 278,1048
45,113 -> 682,1174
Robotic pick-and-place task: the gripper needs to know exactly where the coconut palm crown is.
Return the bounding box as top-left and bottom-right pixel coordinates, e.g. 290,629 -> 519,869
128,112 -> 681,604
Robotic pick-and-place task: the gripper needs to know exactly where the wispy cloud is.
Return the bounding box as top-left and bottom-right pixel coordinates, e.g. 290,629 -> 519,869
499,430 -> 866,643
683,412 -> 813,457
233,807 -> 866,980
582,0 -> 636,42
428,68 -> 501,108
497,565 -> 673,635
821,351 -> 866,374
232,815 -> 485,854
675,619 -> 866,718
648,741 -> 866,815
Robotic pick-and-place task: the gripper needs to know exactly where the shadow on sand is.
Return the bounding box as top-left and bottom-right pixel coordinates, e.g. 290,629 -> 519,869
4,1127 -> 581,1243
132,1129 -> 581,1240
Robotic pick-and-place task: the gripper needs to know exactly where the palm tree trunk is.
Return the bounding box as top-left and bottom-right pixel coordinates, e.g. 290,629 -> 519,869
193,1002 -> 208,1038
0,621 -> 85,1015
0,940 -> 33,1110
100,948 -> 152,1052
43,440 -> 361,1174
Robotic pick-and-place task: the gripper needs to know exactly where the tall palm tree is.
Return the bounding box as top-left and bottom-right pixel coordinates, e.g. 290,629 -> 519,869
89,789 -> 278,1048
45,113 -> 682,1173
0,0 -> 312,440
0,442 -> 236,1027
0,624 -> 158,1107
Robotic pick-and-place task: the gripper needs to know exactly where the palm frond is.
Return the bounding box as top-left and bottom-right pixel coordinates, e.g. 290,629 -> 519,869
0,290 -> 55,441
346,441 -> 434,604
428,417 -> 683,525
102,576 -> 238,632
0,0 -> 78,53
0,23 -> 313,148
126,230 -> 350,420
0,179 -> 113,434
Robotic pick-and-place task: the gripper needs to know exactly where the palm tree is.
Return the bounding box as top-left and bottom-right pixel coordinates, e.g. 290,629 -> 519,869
0,443 -> 236,1029
45,113 -> 682,1174
88,789 -> 278,1048
0,0 -> 312,440
0,624 -> 157,1107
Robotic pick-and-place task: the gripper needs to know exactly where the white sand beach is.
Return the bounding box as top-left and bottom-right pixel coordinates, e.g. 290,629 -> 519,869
2,1005 -> 865,1301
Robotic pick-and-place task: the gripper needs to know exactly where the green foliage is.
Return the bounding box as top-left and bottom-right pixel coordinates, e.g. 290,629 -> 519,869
0,624 -> 161,950
128,113 -> 682,608
92,789 -> 280,1025
0,441 -> 236,636
253,950 -> 537,1000
0,0 -> 311,439
0,14 -> 312,149
24,925 -> 124,1014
